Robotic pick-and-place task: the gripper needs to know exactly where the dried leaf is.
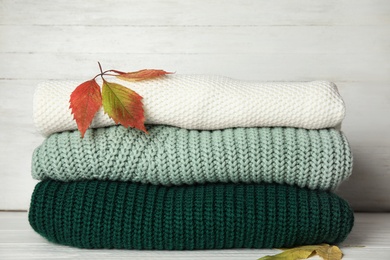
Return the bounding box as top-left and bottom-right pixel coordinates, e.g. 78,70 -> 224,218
258,244 -> 343,260
101,80 -> 147,133
116,69 -> 173,82
316,245 -> 343,260
69,79 -> 102,137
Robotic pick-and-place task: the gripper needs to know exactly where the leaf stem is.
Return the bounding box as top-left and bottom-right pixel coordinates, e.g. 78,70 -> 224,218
92,62 -> 124,80
106,69 -> 126,74
98,62 -> 104,74
97,62 -> 106,81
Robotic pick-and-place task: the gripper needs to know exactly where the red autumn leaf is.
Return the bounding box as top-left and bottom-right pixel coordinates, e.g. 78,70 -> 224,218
116,69 -> 173,82
101,80 -> 147,133
69,79 -> 102,137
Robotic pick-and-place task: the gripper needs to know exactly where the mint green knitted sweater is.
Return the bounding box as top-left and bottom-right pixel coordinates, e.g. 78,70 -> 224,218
32,125 -> 352,190
29,180 -> 354,250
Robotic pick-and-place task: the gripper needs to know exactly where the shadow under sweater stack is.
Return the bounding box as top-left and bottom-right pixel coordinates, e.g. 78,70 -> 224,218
29,75 -> 354,249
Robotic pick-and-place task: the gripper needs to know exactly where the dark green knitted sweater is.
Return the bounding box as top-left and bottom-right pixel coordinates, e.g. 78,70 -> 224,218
29,180 -> 354,250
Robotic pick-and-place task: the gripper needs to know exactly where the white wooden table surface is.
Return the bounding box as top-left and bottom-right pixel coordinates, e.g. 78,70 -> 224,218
0,212 -> 389,260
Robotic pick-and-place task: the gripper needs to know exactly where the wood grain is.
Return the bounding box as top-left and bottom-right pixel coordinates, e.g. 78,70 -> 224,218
2,26 -> 389,54
0,0 -> 389,211
1,212 -> 389,259
1,53 -> 389,82
1,0 -> 389,26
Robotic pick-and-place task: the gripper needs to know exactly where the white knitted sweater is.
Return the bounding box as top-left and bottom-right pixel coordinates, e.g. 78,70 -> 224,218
33,75 -> 345,136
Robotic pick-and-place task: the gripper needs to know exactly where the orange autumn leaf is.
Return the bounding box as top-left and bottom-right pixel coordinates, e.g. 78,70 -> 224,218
69,79 -> 102,137
116,69 -> 173,82
68,63 -> 171,137
101,80 -> 147,133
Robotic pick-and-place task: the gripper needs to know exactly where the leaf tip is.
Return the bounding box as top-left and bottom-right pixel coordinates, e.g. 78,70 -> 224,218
139,125 -> 148,134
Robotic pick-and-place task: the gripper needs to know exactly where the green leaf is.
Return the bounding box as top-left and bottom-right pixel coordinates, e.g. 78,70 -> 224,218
101,80 -> 147,133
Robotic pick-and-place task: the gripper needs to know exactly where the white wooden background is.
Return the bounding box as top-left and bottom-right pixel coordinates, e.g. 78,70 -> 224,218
0,0 -> 389,211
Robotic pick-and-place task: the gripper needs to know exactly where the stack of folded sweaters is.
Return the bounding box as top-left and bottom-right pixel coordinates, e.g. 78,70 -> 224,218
29,75 -> 354,250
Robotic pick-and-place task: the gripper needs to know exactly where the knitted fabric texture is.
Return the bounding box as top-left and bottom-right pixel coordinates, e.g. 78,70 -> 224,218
33,75 -> 345,136
32,125 -> 352,190
29,180 -> 354,250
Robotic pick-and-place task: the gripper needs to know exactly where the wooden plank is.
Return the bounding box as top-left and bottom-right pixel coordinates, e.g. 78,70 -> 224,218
0,53 -> 389,82
0,80 -> 43,210
1,25 -> 389,54
335,82 -> 390,211
0,213 -> 389,259
3,246 -> 389,260
1,0 -> 389,26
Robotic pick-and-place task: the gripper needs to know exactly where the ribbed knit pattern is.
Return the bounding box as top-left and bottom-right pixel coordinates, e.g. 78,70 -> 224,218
32,125 -> 352,190
33,76 -> 346,136
28,180 -> 354,250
